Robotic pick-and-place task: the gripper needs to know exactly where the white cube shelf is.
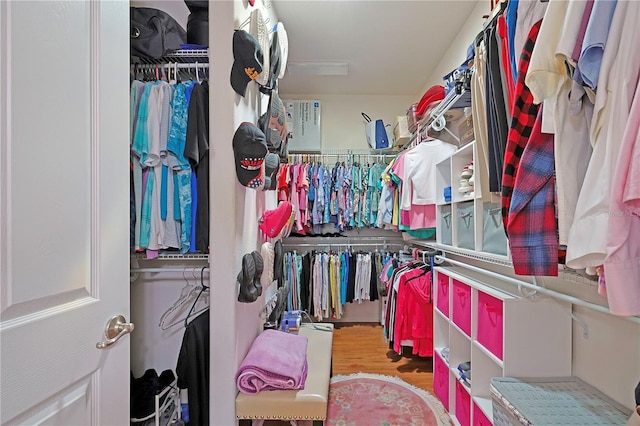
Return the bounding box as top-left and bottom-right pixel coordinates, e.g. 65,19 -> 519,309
433,266 -> 572,426
435,141 -> 509,259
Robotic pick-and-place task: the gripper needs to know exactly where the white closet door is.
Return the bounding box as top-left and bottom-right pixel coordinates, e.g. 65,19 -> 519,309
0,1 -> 130,424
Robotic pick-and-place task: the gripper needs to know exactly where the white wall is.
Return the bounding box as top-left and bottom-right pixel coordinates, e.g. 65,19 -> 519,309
423,1 -> 488,91
279,94 -> 415,151
571,307 -> 640,409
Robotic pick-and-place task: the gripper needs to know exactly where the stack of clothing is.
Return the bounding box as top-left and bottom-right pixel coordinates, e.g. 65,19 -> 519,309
236,329 -> 308,395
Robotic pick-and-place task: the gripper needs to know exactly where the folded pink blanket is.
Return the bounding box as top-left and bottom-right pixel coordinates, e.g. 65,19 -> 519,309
236,329 -> 309,395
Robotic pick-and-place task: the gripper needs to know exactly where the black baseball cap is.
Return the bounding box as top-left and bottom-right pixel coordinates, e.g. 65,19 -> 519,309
230,30 -> 263,97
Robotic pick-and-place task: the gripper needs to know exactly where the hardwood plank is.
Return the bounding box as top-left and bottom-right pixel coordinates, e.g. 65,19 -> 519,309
331,323 -> 434,393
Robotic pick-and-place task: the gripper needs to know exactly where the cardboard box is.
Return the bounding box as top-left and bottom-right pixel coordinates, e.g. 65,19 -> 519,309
393,115 -> 411,147
457,114 -> 474,147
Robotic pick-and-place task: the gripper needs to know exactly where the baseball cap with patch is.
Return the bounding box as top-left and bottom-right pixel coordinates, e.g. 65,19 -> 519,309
230,30 -> 263,97
258,90 -> 288,153
233,122 -> 268,189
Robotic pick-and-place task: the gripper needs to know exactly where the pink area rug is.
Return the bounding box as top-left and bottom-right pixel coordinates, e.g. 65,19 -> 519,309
327,373 -> 451,426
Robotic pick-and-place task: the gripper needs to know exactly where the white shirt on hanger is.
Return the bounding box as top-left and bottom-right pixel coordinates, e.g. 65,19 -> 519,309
399,139 -> 457,211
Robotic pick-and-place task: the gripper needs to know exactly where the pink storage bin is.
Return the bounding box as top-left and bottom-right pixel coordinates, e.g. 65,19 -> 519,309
452,279 -> 472,336
455,380 -> 471,426
433,352 -> 449,411
437,272 -> 450,317
477,291 -> 504,360
473,402 -> 493,426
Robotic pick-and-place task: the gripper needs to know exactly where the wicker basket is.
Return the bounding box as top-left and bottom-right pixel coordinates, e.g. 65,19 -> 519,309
490,377 -> 631,426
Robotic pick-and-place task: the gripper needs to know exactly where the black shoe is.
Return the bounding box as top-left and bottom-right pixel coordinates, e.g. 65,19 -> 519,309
131,369 -> 159,421
274,240 -> 284,282
237,253 -> 258,303
251,251 -> 264,297
158,369 -> 175,390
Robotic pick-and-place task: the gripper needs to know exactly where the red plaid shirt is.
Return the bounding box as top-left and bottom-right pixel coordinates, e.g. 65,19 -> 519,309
501,19 -> 543,232
508,108 -> 558,276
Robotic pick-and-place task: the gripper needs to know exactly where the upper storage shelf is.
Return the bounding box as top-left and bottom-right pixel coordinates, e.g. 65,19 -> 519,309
131,48 -> 209,65
403,69 -> 473,150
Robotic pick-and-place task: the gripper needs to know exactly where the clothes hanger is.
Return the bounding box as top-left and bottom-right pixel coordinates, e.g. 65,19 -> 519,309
183,266 -> 210,327
159,267 -> 209,330
159,267 -> 201,330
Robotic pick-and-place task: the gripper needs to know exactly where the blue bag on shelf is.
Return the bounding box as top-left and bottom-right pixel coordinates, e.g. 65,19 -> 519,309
362,112 -> 392,150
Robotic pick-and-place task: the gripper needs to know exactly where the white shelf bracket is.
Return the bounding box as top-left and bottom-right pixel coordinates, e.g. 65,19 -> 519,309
519,276 -> 542,299
551,298 -> 590,339
526,276 -> 589,338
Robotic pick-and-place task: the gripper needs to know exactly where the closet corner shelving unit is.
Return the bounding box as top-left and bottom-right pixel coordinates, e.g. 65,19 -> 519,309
432,266 -> 572,426
435,141 -> 509,259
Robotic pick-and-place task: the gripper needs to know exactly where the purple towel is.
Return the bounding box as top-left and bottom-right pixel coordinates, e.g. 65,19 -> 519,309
236,330 -> 309,395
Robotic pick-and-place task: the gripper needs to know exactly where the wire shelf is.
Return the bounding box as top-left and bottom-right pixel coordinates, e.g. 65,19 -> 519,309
410,241 -> 598,288
131,253 -> 209,261
132,48 -> 209,65
411,241 -> 513,267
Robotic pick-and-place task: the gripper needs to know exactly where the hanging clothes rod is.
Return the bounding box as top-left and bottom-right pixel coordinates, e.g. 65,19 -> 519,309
287,152 -> 397,162
130,267 -> 209,273
281,242 -> 407,249
288,152 -> 397,157
283,235 -> 406,242
132,63 -> 209,70
436,255 -> 640,325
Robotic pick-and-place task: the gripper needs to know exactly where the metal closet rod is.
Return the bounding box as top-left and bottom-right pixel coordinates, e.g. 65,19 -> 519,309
287,152 -> 397,160
281,242 -> 407,248
133,63 -> 210,69
437,255 -> 640,325
130,266 -> 209,273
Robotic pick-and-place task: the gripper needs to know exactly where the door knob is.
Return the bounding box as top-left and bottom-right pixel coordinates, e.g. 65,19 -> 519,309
96,315 -> 134,349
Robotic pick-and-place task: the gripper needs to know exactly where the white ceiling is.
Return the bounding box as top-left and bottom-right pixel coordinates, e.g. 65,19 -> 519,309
271,0 -> 480,96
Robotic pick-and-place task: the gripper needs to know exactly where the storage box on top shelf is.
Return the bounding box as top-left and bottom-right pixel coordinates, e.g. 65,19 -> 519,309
393,115 -> 411,148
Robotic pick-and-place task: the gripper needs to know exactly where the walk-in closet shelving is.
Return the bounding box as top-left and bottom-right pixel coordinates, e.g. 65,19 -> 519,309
433,140 -> 510,259
403,69 -> 472,150
432,266 -> 572,426
130,40 -> 210,424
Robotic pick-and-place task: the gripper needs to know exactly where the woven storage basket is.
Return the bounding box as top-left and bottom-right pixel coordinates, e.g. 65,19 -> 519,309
490,377 -> 631,426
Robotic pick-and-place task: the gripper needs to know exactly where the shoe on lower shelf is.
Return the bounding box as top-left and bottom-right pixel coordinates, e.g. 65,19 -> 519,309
131,369 -> 159,422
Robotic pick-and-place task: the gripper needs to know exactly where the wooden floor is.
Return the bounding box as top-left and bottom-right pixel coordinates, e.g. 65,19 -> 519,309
331,322 -> 434,393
